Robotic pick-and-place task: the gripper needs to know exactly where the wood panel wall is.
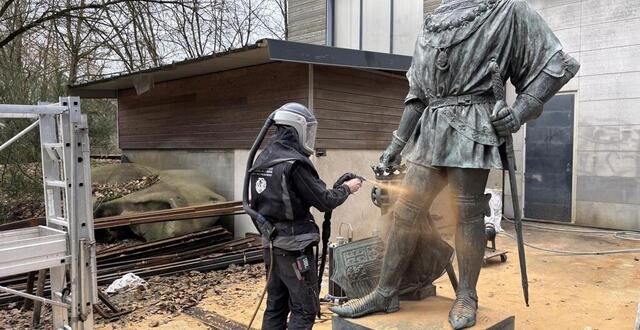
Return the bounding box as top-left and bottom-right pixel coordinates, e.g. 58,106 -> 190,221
313,65 -> 407,149
118,62 -> 309,149
118,62 -> 408,151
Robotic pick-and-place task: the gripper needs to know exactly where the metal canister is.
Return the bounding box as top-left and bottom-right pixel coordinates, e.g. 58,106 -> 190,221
326,223 -> 353,304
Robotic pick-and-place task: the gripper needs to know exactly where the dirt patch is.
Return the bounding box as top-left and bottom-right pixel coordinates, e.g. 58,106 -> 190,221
1,223 -> 638,329
0,264 -> 264,330
196,222 -> 640,329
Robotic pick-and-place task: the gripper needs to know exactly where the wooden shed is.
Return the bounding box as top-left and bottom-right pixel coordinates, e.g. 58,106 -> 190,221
70,39 -> 413,237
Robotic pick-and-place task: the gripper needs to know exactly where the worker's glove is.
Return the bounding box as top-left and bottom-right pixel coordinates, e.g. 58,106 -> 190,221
490,100 -> 521,137
334,172 -> 358,188
335,173 -> 363,194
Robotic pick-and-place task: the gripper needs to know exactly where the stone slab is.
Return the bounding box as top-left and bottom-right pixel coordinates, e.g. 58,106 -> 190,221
332,295 -> 515,330
399,284 -> 436,301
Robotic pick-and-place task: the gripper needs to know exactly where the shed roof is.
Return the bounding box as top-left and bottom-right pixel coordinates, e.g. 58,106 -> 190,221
69,39 -> 412,98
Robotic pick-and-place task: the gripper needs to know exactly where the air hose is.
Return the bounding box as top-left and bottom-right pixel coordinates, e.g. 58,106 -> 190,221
247,242 -> 273,330
500,216 -> 640,255
243,114 -> 275,330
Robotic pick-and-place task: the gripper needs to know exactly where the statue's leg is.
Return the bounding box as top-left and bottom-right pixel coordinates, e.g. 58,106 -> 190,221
330,164 -> 447,318
446,167 -> 490,329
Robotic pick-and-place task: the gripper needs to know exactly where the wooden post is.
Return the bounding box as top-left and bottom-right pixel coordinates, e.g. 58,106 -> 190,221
21,271 -> 36,311
31,269 -> 47,326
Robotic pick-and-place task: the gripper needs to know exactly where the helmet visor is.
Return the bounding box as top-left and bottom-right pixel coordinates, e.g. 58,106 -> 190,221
303,121 -> 317,155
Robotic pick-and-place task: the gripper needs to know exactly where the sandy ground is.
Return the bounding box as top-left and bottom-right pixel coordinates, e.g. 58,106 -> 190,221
129,221 -> 639,330
5,221 -> 637,329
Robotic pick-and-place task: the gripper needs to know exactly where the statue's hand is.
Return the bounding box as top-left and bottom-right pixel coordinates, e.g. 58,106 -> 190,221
376,142 -> 402,173
491,100 -> 521,137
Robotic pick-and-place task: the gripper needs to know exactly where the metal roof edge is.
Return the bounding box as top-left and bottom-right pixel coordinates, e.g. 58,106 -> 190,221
264,39 -> 411,72
68,39 -> 412,96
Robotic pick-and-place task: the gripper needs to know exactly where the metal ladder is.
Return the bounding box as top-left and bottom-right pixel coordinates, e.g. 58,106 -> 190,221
0,96 -> 97,330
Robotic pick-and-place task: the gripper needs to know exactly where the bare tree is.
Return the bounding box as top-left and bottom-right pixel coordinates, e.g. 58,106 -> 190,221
0,0 -> 287,222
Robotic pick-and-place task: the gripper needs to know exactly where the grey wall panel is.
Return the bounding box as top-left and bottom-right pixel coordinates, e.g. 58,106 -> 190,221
538,2 -> 581,30
524,0 -> 553,10
579,17 -> 640,52
579,72 -> 640,102
577,125 -> 640,152
288,0 -> 327,45
576,201 -> 639,230
553,27 -> 581,53
576,151 -> 640,178
577,176 -> 640,205
578,99 -> 640,126
579,45 -> 640,77
581,0 -> 640,26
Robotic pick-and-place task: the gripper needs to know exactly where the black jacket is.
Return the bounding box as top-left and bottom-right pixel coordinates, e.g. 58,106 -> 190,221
250,126 -> 350,248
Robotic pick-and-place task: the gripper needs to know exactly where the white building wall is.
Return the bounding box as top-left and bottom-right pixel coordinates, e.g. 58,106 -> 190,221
334,0 -> 360,49
516,0 -> 640,230
392,0 -> 424,55
362,0 -> 391,53
332,0 -> 423,55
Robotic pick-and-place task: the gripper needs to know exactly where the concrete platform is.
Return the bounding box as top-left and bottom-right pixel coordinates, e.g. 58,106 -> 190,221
332,295 -> 515,330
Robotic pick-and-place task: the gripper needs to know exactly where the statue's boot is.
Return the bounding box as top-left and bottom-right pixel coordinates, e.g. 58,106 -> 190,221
329,291 -> 399,318
330,199 -> 422,318
448,194 -> 488,329
449,291 -> 478,329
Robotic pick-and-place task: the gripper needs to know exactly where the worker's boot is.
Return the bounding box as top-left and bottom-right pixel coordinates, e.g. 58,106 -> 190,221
448,195 -> 487,329
330,199 -> 422,318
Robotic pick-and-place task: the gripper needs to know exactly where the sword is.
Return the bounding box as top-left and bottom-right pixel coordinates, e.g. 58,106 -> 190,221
490,60 -> 530,307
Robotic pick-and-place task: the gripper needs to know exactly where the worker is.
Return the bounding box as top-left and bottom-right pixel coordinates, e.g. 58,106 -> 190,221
243,102 -> 362,330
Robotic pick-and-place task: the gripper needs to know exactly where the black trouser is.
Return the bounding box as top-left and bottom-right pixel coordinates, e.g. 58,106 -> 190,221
262,247 -> 319,330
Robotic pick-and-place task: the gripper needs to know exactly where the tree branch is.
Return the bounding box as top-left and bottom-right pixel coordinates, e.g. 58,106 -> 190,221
0,0 -> 190,49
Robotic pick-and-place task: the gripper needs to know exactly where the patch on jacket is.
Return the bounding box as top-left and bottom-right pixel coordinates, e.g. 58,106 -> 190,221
255,177 -> 267,194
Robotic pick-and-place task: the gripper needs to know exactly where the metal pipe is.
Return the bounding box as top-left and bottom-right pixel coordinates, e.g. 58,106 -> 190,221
0,119 -> 40,152
0,104 -> 66,115
0,113 -> 39,119
0,284 -> 69,308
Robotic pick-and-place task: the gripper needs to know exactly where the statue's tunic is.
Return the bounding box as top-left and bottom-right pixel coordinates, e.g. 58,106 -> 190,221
402,0 -> 564,169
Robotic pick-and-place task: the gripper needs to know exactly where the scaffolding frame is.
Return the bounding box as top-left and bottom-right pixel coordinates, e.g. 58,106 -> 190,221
0,97 -> 97,330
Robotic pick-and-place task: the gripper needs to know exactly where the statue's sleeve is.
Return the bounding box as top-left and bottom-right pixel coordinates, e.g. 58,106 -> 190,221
405,31 -> 429,105
405,64 -> 428,104
508,0 -> 564,93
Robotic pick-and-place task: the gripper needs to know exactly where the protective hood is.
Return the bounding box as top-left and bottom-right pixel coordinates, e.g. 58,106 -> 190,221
252,126 -> 315,172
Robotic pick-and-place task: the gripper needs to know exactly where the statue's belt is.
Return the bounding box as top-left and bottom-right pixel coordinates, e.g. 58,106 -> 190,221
429,94 -> 495,110
428,94 -> 501,146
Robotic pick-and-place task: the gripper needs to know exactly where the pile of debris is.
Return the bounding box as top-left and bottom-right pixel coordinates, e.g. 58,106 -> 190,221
0,263 -> 265,329
92,174 -> 159,204
0,225 -> 263,308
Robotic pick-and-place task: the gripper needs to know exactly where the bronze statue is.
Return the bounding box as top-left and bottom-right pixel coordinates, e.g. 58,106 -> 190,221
329,0 -> 579,328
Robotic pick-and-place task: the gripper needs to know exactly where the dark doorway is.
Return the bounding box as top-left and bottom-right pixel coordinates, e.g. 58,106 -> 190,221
524,94 -> 574,222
